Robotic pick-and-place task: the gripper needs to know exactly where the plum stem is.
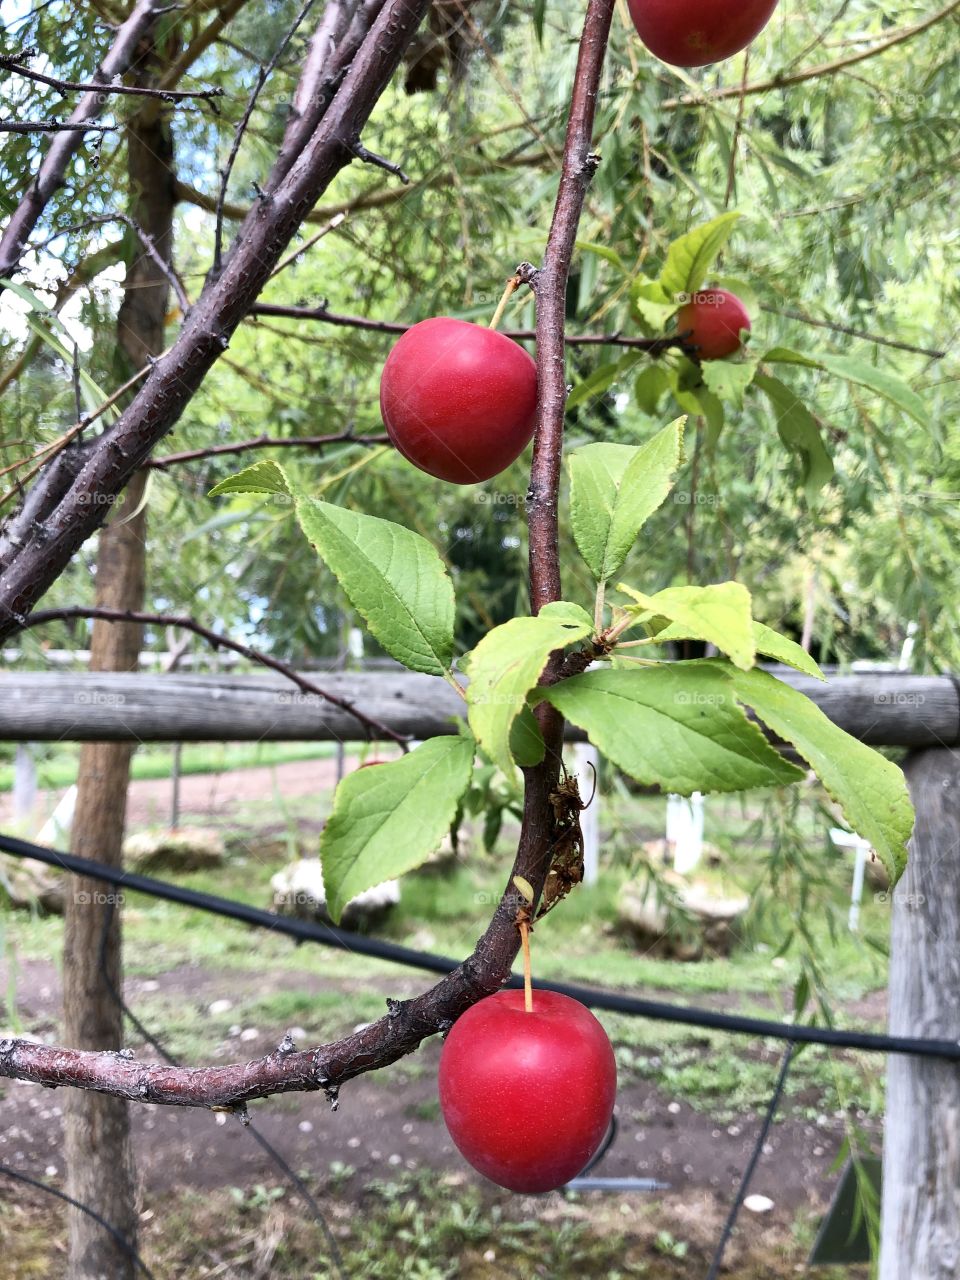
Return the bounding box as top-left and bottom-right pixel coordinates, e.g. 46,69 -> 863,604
488,274 -> 520,331
519,920 -> 534,1013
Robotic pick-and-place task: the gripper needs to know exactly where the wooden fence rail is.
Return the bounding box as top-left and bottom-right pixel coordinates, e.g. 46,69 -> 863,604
0,670 -> 957,745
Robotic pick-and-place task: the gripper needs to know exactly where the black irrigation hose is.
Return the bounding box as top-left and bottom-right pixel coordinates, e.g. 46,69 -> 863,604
0,1163 -> 158,1279
705,1043 -> 795,1280
2,831 -> 960,1061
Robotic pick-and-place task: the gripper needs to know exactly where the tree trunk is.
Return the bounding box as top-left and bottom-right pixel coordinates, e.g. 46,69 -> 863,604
879,747 -> 960,1280
64,85 -> 175,1280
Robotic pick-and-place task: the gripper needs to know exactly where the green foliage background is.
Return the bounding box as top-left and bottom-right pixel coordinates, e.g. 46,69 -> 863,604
1,0 -> 957,668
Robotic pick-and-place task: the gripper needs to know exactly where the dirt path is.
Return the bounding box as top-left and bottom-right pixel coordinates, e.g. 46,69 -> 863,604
0,954 -> 860,1220
0,756 -> 352,830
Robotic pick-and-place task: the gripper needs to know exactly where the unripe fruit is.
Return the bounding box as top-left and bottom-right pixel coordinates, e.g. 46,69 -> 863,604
627,0 -> 779,67
438,990 -> 617,1193
380,317 -> 538,484
675,289 -> 751,359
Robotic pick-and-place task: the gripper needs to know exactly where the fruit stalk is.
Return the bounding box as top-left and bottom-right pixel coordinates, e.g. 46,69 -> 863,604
519,920 -> 534,1012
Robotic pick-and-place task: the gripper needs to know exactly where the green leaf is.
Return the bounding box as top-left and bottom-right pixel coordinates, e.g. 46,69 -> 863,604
701,356 -> 759,410
539,664 -> 802,794
568,419 -> 685,583
754,373 -> 834,503
753,621 -> 826,680
762,350 -> 924,427
761,346 -> 822,369
728,667 -> 913,883
575,240 -> 628,274
659,212 -> 742,301
510,703 -> 546,768
465,601 -> 593,780
295,497 -> 456,676
567,357 -> 633,411
320,736 -> 475,921
209,459 -> 291,498
816,354 -> 925,427
619,581 -> 756,669
634,365 -> 670,415
631,278 -> 676,329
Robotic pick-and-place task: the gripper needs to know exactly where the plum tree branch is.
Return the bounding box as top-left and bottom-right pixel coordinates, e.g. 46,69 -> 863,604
16,606 -> 410,745
250,301 -> 684,352
0,0 -> 434,642
147,430 -> 388,469
173,147 -> 551,224
0,0 -> 164,291
0,0 -> 616,1107
0,54 -> 224,103
212,0 -> 321,276
663,0 -> 960,110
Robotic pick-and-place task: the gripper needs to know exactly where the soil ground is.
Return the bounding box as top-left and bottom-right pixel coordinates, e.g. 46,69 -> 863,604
0,761 -> 880,1278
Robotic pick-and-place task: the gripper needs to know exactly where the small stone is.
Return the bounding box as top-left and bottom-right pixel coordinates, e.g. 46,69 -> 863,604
44,1165 -> 57,1177
141,981 -> 160,992
347,1138 -> 360,1149
483,1250 -> 496,1263
388,1154 -> 402,1166
744,1194 -> 774,1214
298,1121 -> 313,1134
239,1028 -> 259,1043
667,1102 -> 681,1115
209,999 -> 232,1016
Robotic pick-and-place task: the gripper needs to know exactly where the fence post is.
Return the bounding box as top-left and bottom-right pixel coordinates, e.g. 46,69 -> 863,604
13,744 -> 36,822
879,747 -> 960,1279
573,742 -> 600,886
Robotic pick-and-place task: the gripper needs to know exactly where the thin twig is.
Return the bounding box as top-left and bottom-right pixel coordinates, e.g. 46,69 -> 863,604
0,55 -> 224,103
761,303 -> 946,359
148,430 -> 388,469
663,0 -> 960,110
250,302 -> 685,352
349,142 -> 409,184
0,0 -> 164,287
213,0 -> 320,275
16,606 -> 410,745
0,119 -> 117,133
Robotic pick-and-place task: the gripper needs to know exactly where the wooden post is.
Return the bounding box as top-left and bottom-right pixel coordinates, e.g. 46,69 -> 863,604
64,60 -> 175,1278
879,747 -> 960,1279
12,744 -> 36,822
170,742 -> 182,830
573,742 -> 600,885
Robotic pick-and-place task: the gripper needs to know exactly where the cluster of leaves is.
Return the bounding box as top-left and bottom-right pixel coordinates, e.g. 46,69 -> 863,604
210,427 -> 913,921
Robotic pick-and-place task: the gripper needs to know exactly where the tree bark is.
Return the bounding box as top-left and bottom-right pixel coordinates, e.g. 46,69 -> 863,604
63,84 -> 175,1280
880,747 -> 960,1280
